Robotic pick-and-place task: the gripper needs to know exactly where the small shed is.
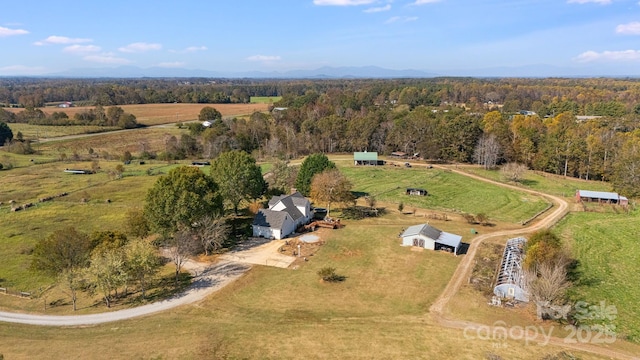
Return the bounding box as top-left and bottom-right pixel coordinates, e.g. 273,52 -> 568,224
575,190 -> 628,206
406,188 -> 427,196
354,151 -> 384,166
494,237 -> 528,302
400,224 -> 462,255
191,161 -> 211,167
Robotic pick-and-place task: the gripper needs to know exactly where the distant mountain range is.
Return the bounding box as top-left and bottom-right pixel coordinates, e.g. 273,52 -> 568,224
47,65 -> 438,79
30,64 -> 640,79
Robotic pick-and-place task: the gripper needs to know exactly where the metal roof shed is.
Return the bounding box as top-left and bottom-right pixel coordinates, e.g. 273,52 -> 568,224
400,223 -> 462,255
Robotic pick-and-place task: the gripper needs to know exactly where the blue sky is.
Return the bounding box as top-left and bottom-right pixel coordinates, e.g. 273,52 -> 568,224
1,0 -> 640,76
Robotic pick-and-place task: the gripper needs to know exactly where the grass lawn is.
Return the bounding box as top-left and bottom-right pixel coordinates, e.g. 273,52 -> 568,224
7,123 -> 120,140
554,210 -> 640,343
340,164 -> 549,224
0,213 -> 609,359
250,96 -> 282,104
0,160 -> 178,295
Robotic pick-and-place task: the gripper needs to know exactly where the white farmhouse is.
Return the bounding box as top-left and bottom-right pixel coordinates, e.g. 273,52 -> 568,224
252,192 -> 312,240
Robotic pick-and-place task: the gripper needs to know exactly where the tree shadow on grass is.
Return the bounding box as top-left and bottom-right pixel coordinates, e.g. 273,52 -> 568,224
123,272 -> 193,305
519,179 -> 538,187
351,191 -> 369,199
566,259 -> 601,287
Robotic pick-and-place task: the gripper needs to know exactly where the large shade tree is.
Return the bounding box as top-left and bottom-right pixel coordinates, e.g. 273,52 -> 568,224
198,106 -> 222,122
295,153 -> 336,196
309,169 -> 354,216
31,227 -> 92,311
144,166 -> 223,237
210,150 -> 266,214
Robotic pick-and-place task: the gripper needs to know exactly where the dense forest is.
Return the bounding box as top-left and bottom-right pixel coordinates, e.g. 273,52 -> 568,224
2,77 -> 640,197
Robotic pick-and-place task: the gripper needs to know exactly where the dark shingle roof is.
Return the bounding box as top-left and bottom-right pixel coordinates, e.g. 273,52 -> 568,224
267,192 -> 308,215
252,209 -> 289,230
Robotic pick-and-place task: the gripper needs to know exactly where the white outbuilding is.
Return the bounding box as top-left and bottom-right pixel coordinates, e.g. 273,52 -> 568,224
399,223 -> 462,255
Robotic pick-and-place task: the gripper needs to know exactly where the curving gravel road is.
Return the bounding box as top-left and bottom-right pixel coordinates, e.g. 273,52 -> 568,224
428,164 -> 640,360
0,260 -> 250,326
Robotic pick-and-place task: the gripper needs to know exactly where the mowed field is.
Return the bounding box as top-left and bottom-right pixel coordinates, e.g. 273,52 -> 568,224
555,211 -> 640,343
0,149 -> 638,358
0,215 -> 612,359
339,164 -> 549,224
4,102 -> 270,126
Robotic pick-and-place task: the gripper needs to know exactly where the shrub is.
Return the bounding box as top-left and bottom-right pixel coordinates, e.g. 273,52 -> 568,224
398,202 -> 404,212
462,213 -> 476,224
317,266 -> 346,282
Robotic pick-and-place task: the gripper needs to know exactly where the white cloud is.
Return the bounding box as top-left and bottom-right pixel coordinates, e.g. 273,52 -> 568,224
184,46 -> 207,52
0,65 -> 45,75
63,45 -> 101,54
118,42 -> 162,53
313,0 -> 376,5
0,26 -> 29,37
170,46 -> 208,53
385,16 -> 418,24
616,22 -> 640,35
364,4 -> 391,12
83,53 -> 131,64
34,35 -> 92,46
412,0 -> 440,4
247,55 -> 282,61
567,0 -> 611,4
575,50 -> 640,62
156,62 -> 186,68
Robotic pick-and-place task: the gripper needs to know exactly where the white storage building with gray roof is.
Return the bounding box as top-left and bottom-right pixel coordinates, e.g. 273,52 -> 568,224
399,223 -> 462,255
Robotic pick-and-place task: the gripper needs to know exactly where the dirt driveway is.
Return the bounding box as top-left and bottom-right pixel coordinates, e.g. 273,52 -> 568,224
219,237 -> 297,268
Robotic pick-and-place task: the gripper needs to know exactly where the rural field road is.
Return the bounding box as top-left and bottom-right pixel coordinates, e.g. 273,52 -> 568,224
427,164 -> 639,360
0,260 -> 250,326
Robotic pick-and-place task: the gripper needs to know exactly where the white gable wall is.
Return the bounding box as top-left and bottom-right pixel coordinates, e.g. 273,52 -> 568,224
271,201 -> 286,211
401,235 -> 436,250
253,225 -> 280,239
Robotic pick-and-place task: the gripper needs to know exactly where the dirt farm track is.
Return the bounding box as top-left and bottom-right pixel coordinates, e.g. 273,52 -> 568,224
4,103 -> 270,126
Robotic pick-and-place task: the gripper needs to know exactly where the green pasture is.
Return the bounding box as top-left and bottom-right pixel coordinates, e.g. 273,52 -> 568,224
555,210 -> 640,342
464,166 -> 614,198
340,165 -> 549,224
250,96 -> 282,104
0,215 -> 603,359
7,123 -> 120,140
0,160 -> 179,293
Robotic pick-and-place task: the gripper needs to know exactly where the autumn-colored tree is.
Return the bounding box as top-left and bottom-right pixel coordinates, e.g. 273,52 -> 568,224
523,229 -> 565,270
123,238 -> 161,299
295,153 -> 335,196
309,169 -> 354,216
611,131 -> 640,197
